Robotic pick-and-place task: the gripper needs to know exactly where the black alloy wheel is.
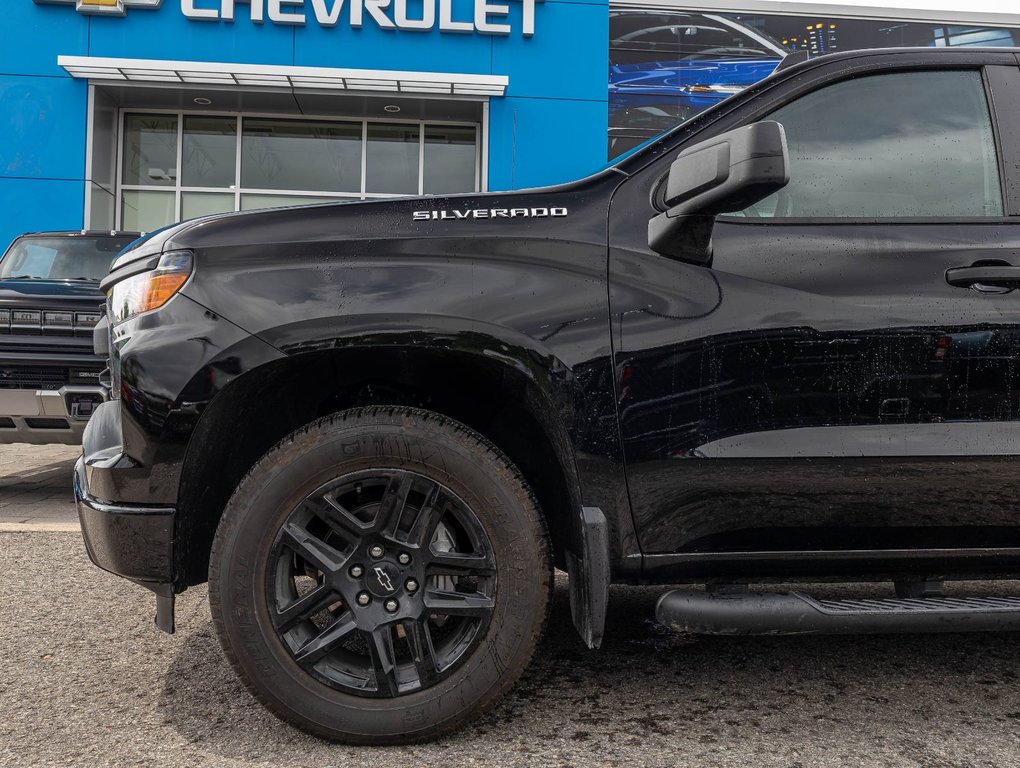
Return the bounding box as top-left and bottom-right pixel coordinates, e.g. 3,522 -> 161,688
209,407 -> 552,743
267,469 -> 497,697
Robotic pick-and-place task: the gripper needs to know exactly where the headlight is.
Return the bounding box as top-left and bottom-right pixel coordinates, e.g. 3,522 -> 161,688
108,250 -> 193,325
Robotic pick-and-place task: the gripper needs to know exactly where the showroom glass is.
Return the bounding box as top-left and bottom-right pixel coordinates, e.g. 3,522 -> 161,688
181,192 -> 235,221
610,12 -> 775,66
118,113 -> 481,230
366,123 -> 421,195
241,194 -> 347,210
182,116 -> 237,188
122,115 -> 178,187
424,126 -> 478,195
727,70 -> 1003,219
122,190 -> 175,233
242,119 -> 362,193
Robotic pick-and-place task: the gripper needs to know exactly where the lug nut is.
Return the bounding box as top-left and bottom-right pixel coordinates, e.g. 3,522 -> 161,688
369,545 -> 385,559
406,578 -> 419,593
384,599 -> 399,613
349,564 -> 364,578
356,592 -> 371,606
398,552 -> 411,565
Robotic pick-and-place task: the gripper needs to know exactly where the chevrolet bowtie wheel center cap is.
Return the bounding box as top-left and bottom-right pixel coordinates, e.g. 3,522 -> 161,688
365,562 -> 403,599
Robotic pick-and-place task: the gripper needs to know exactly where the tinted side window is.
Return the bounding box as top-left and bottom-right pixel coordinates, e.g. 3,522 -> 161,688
728,70 -> 1003,219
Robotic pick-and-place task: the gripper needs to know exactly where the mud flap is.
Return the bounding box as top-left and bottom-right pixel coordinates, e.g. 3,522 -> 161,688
151,582 -> 176,634
567,507 -> 610,649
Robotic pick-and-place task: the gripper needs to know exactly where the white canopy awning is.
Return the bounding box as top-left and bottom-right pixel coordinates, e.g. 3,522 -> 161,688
58,56 -> 508,97
613,0 -> 1020,25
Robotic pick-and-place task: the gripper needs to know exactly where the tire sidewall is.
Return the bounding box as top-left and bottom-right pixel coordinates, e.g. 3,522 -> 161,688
211,409 -> 550,742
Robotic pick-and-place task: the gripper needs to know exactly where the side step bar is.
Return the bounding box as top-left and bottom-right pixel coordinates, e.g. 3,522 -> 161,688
657,590 -> 1020,635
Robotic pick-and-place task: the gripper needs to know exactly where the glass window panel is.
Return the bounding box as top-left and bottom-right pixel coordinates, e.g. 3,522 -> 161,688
242,119 -> 361,193
182,192 -> 235,220
423,125 -> 477,195
0,237 -> 129,282
182,116 -> 237,188
366,123 -> 420,195
728,70 -> 1002,219
610,13 -> 772,65
122,114 -> 178,187
241,194 -> 346,211
121,190 -> 176,232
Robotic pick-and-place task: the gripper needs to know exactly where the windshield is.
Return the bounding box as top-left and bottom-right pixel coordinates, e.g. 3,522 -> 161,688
0,236 -> 135,282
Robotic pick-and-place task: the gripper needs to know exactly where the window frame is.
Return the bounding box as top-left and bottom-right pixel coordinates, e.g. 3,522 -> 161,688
719,66 -> 1009,223
115,108 -> 483,231
643,56 -> 1020,225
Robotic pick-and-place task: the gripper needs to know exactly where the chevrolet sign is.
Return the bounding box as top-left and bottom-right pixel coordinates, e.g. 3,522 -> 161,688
35,0 -> 542,35
35,0 -> 162,15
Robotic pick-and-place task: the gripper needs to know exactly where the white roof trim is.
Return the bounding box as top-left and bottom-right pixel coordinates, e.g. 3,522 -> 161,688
57,56 -> 508,97
611,0 -> 1020,26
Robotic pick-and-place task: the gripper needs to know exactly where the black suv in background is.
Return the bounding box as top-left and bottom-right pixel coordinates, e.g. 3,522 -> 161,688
0,231 -> 138,444
76,47 -> 1020,743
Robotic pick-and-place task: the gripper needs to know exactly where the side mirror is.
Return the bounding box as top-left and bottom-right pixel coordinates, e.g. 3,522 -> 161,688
647,121 -> 790,264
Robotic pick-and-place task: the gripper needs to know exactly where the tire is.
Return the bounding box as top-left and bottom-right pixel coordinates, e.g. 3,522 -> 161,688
208,406 -> 552,744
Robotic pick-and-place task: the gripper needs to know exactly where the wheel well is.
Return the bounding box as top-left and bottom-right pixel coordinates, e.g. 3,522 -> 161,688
175,347 -> 579,587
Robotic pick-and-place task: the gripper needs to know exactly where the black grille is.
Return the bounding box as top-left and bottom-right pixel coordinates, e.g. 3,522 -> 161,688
0,308 -> 102,337
0,366 -> 69,390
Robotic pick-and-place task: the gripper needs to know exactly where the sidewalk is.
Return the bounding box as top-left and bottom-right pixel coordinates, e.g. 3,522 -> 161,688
0,444 -> 81,530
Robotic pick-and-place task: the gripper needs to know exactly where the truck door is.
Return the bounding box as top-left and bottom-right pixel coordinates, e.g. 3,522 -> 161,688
608,58 -> 1020,575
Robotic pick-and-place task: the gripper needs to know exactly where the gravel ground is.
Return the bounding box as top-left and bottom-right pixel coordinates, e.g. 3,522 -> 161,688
3,531 -> 1020,768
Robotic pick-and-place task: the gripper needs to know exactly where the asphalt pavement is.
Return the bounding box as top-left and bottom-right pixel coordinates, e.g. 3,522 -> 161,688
0,444 -> 80,530
2,447 -> 1020,767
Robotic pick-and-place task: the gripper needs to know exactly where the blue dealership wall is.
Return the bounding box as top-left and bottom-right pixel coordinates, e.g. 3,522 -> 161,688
0,0 -> 607,249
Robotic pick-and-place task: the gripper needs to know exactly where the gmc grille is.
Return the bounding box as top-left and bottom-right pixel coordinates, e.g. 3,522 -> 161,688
0,308 -> 102,337
0,366 -> 73,390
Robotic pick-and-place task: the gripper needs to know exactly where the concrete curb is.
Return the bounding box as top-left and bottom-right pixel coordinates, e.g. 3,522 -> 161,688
0,522 -> 81,533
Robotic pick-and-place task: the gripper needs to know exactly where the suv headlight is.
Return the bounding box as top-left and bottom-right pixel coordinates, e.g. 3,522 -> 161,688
108,250 -> 193,325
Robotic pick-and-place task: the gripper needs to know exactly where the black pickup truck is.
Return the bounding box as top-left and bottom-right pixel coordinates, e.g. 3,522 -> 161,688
76,47 -> 1020,743
0,231 -> 138,444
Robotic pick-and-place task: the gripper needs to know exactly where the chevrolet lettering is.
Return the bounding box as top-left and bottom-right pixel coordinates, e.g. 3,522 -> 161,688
37,0 -> 544,36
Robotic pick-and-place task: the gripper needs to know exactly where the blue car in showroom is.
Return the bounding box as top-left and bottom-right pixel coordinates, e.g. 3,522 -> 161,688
609,10 -> 786,155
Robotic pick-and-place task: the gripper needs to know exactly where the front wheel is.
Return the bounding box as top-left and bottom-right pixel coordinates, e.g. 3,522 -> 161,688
209,406 -> 552,743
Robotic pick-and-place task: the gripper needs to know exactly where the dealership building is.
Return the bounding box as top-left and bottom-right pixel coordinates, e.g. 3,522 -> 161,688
2,0 -> 1019,247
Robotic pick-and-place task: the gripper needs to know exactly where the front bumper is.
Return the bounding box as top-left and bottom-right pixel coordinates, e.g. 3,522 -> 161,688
74,456 -> 175,584
0,386 -> 106,445
74,399 -> 178,632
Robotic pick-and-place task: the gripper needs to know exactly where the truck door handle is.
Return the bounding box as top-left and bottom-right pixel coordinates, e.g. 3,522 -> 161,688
946,263 -> 1020,289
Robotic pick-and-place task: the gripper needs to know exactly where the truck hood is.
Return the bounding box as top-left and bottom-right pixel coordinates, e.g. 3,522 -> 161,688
108,172 -> 621,266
